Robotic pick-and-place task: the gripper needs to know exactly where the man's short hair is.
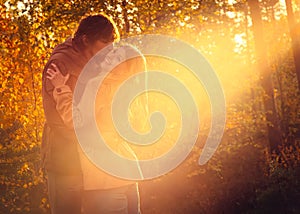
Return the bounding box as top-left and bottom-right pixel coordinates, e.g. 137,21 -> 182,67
74,14 -> 119,45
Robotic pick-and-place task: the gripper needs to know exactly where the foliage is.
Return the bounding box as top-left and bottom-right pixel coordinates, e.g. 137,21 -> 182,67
246,142 -> 300,214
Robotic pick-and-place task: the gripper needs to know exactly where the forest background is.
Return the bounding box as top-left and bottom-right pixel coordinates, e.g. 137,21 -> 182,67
0,0 -> 300,213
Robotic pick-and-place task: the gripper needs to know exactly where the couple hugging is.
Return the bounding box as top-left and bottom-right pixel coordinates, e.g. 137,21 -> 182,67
42,14 -> 147,214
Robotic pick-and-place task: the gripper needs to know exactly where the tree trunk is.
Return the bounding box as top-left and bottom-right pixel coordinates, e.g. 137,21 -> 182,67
248,0 -> 282,152
285,0 -> 300,91
122,0 -> 130,34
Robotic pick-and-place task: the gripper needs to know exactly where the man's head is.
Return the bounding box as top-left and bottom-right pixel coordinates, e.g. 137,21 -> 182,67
73,14 -> 119,58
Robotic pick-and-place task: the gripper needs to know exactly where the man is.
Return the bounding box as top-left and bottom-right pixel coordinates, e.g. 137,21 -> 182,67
41,14 -> 119,214
46,45 -> 146,214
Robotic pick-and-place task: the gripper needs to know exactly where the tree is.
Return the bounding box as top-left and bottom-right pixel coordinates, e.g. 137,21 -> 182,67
247,0 -> 282,151
285,0 -> 300,90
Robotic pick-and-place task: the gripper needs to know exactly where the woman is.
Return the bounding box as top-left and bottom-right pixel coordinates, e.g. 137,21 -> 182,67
46,45 -> 148,214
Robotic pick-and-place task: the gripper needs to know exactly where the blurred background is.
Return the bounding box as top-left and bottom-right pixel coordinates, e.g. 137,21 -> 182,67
0,0 -> 300,213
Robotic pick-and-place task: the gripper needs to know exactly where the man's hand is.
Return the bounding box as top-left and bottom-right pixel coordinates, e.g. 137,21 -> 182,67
46,63 -> 70,88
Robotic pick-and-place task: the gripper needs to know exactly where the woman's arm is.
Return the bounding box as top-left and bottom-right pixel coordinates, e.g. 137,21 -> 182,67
46,63 -> 81,129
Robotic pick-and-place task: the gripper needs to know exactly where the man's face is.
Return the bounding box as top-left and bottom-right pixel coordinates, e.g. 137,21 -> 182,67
87,40 -> 113,58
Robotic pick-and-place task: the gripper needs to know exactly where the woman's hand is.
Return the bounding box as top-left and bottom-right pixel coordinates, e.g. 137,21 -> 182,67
46,63 -> 70,88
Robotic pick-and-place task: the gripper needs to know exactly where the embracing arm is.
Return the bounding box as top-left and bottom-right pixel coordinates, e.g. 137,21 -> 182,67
46,63 -> 82,129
